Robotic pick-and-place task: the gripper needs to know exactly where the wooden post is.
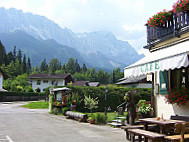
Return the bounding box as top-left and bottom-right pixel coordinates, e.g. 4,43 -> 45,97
151,73 -> 155,117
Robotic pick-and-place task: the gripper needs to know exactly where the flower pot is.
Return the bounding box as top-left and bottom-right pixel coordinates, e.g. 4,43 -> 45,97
140,112 -> 151,118
90,119 -> 95,124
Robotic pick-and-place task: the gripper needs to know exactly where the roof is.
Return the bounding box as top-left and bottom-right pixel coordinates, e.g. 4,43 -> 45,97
72,81 -> 89,86
116,75 -> 148,85
28,73 -> 71,79
0,89 -> 7,92
124,43 -> 189,78
52,87 -> 71,92
88,82 -> 100,87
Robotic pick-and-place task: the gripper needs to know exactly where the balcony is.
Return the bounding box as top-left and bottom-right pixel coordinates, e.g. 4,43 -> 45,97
146,11 -> 189,49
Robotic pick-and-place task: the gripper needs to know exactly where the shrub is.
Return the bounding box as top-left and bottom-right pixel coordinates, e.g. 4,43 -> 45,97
17,86 -> 24,92
53,86 -> 151,112
52,107 -> 61,115
95,113 -> 108,125
25,86 -> 34,92
62,106 -> 70,115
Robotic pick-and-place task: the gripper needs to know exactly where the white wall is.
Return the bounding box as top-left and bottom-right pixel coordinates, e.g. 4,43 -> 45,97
155,94 -> 189,119
155,71 -> 189,119
124,83 -> 152,88
31,79 -> 65,92
0,72 -> 3,89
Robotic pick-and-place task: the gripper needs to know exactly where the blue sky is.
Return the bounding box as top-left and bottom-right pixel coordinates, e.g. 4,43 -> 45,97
0,0 -> 178,54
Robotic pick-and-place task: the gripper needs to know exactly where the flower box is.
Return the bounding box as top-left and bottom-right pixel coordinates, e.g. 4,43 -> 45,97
165,87 -> 189,106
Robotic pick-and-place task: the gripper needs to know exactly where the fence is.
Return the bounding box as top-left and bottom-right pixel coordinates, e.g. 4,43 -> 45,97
0,91 -> 47,102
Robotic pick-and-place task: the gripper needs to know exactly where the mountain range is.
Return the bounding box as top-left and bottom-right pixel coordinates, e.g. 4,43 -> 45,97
0,7 -> 144,71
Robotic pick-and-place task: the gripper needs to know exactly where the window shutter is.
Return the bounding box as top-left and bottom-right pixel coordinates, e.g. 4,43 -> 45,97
159,71 -> 169,94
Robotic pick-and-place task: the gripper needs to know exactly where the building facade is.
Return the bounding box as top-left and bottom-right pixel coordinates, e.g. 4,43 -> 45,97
28,73 -> 74,92
124,10 -> 189,119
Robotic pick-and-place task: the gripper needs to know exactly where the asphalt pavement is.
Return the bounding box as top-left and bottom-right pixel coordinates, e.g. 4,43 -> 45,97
0,102 -> 128,142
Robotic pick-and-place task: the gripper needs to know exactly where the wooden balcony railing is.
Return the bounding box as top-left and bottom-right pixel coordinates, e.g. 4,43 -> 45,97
147,11 -> 189,44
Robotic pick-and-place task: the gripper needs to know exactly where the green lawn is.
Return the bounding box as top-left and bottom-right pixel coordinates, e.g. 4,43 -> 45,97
23,101 -> 49,109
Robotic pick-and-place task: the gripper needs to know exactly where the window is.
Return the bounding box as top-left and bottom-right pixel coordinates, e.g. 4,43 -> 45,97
37,80 -> 41,85
36,88 -> 41,92
52,80 -> 58,86
171,67 -> 189,89
56,92 -> 62,101
43,88 -> 46,92
43,80 -> 48,83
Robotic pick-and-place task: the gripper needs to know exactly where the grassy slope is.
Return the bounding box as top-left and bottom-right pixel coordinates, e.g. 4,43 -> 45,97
23,101 -> 49,109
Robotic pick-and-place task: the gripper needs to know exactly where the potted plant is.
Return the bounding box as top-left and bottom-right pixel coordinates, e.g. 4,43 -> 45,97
165,87 -> 189,106
137,100 -> 153,118
88,114 -> 96,124
147,10 -> 172,27
53,101 -> 62,106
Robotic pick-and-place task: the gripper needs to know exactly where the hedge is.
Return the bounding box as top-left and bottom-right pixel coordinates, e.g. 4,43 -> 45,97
55,86 -> 151,113
0,91 -> 45,96
0,91 -> 46,102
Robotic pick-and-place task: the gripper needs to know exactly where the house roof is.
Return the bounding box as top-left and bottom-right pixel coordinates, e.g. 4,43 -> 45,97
88,82 -> 100,87
28,73 -> 71,79
72,81 -> 89,86
116,75 -> 149,85
0,89 -> 7,92
52,87 -> 71,92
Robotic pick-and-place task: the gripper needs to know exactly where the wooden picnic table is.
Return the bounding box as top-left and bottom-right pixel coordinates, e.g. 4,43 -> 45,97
139,118 -> 184,134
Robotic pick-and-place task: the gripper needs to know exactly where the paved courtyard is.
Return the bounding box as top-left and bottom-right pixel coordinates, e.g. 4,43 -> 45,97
0,102 -> 128,142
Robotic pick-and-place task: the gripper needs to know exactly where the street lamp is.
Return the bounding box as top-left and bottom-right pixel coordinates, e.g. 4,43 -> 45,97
105,85 -> 108,115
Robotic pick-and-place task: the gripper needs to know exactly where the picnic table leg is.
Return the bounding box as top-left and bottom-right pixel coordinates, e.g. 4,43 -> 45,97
143,124 -> 148,142
138,135 -> 142,142
159,126 -> 165,134
126,130 -> 130,140
130,133 -> 135,142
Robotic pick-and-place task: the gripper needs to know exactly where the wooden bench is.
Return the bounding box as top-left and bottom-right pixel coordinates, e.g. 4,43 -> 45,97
127,128 -> 165,142
165,122 -> 189,142
171,115 -> 189,122
121,125 -> 144,140
122,124 -> 157,140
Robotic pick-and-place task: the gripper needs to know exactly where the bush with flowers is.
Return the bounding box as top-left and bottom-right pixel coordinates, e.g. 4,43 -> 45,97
165,87 -> 189,106
137,100 -> 153,114
147,10 -> 172,27
172,0 -> 189,13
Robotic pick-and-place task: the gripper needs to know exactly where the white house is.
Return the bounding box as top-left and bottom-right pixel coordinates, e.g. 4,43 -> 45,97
28,73 -> 74,92
124,11 -> 189,119
0,67 -> 7,90
0,68 -> 4,90
116,75 -> 152,88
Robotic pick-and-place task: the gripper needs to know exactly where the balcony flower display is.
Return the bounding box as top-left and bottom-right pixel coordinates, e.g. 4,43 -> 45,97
172,0 -> 189,13
165,87 -> 189,106
147,10 -> 172,27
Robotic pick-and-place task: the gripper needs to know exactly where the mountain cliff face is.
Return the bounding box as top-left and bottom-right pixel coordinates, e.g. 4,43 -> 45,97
0,7 -> 144,70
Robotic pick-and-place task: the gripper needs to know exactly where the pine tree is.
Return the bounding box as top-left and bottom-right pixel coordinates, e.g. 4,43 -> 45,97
7,51 -> 14,65
82,64 -> 87,73
66,58 -> 75,74
13,46 -> 16,61
75,59 -> 80,73
0,41 -> 7,66
17,49 -> 22,65
26,57 -> 31,74
40,58 -> 48,72
22,54 -> 27,74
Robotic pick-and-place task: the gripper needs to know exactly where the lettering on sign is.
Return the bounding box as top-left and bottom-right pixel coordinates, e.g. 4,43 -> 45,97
140,61 -> 160,73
